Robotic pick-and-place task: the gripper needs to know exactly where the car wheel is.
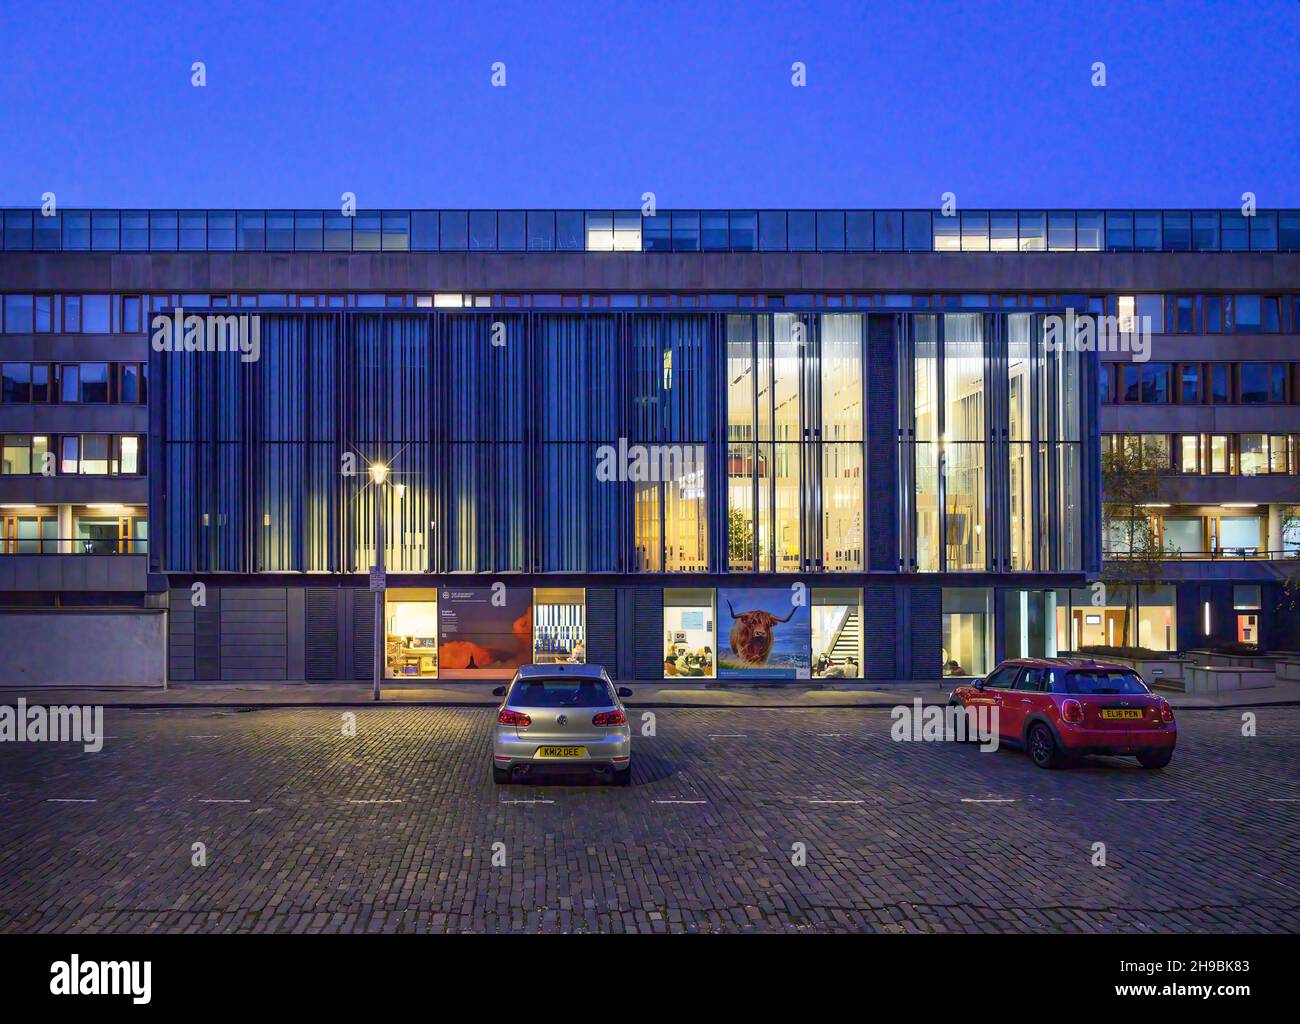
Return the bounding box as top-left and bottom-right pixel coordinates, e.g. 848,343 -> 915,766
1136,749 -> 1173,770
492,765 -> 512,785
1027,723 -> 1063,769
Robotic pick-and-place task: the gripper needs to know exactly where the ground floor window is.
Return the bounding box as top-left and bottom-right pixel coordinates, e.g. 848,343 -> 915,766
944,588 -> 993,676
384,588 -> 438,679
663,588 -> 715,677
1001,589 -> 1059,662
812,588 -> 861,678
533,587 -> 586,664
1056,585 -> 1177,653
1134,585 -> 1177,651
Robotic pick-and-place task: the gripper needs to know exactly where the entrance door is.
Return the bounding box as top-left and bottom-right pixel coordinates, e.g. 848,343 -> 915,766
1104,609 -> 1127,647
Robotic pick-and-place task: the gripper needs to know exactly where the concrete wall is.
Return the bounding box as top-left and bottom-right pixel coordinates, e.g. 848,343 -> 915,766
0,609 -> 166,687
0,554 -> 147,592
3,250 -> 1297,294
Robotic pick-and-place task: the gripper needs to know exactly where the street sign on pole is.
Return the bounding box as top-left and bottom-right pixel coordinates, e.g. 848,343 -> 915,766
369,567 -> 386,592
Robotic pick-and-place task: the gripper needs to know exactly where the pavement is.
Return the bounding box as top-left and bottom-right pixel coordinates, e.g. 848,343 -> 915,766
2,678 -> 1299,709
1,704 -> 1296,933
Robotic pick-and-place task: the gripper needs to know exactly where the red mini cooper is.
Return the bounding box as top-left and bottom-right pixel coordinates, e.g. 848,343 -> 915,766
949,658 -> 1176,769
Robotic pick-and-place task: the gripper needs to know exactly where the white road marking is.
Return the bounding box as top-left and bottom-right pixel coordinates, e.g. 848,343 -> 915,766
185,735 -> 220,739
46,798 -> 96,803
653,799 -> 708,804
815,733 -> 849,738
198,798 -> 251,804
1266,798 -> 1299,803
961,798 -> 1016,803
348,799 -> 403,804
499,799 -> 555,805
1116,798 -> 1175,803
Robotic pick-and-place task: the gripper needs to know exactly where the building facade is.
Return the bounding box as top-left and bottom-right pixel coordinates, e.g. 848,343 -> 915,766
0,207 -> 1296,685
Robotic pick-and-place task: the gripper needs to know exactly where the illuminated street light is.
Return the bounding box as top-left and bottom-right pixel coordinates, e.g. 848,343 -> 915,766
369,462 -> 390,485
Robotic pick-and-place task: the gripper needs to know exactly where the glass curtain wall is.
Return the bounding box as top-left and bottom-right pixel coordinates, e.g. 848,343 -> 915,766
901,311 -> 1083,573
820,315 -> 865,571
943,314 -> 986,571
726,313 -> 864,573
726,314 -> 802,572
632,315 -> 709,571
903,314 -> 986,571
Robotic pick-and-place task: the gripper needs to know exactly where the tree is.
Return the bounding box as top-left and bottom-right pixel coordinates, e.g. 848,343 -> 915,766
1100,437 -> 1168,644
1276,505 -> 1300,630
728,507 -> 754,568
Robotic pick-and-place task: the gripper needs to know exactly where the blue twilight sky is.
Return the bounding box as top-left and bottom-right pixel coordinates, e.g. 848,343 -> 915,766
0,0 -> 1296,209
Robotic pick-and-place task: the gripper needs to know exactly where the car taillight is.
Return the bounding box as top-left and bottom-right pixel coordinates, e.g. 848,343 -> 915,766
592,710 -> 626,726
1159,701 -> 1174,723
497,709 -> 531,727
1061,699 -> 1085,724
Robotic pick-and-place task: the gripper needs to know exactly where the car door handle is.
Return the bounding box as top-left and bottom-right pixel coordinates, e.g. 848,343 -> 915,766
1018,698 -> 1032,704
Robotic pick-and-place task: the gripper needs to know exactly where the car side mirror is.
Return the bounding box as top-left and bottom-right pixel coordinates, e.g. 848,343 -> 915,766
974,678 -> 986,692
491,686 -> 507,698
617,687 -> 633,698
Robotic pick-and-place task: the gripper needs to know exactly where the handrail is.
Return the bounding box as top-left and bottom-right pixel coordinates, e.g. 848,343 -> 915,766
0,538 -> 147,555
1104,548 -> 1299,561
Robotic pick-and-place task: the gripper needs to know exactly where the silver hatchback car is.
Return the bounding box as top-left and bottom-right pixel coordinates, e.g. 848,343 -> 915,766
491,664 -> 633,785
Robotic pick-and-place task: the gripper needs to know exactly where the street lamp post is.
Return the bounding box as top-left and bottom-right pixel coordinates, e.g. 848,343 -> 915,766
369,462 -> 389,702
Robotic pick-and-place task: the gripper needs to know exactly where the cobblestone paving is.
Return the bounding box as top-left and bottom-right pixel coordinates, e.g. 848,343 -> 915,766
0,706 -> 1297,933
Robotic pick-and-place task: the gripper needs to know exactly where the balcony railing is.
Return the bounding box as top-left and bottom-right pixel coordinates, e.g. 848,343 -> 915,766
0,538 -> 147,555
1105,548 -> 1299,561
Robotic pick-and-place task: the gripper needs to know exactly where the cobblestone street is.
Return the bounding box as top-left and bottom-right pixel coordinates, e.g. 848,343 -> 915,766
1,705 -> 1297,933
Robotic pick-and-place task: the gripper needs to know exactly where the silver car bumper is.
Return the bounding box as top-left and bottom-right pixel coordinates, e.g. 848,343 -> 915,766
492,725 -> 632,770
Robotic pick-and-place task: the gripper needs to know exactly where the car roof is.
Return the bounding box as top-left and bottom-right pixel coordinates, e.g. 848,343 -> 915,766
514,664 -> 609,680
1001,657 -> 1132,673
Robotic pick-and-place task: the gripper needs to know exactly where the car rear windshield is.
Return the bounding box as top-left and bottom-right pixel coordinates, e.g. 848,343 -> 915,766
509,679 -> 613,707
1052,670 -> 1149,695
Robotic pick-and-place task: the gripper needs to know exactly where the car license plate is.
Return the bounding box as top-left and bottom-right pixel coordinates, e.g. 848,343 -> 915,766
1101,709 -> 1143,720
537,746 -> 587,758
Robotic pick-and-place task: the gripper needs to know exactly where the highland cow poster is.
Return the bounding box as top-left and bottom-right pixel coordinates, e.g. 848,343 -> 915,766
717,587 -> 811,680
438,587 -> 533,679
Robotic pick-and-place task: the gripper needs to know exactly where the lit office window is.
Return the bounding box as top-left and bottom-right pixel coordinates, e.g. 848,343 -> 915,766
812,588 -> 862,678
942,588 -> 992,676
943,314 -> 985,571
663,588 -> 715,678
821,314 -> 864,570
1008,315 -> 1033,570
